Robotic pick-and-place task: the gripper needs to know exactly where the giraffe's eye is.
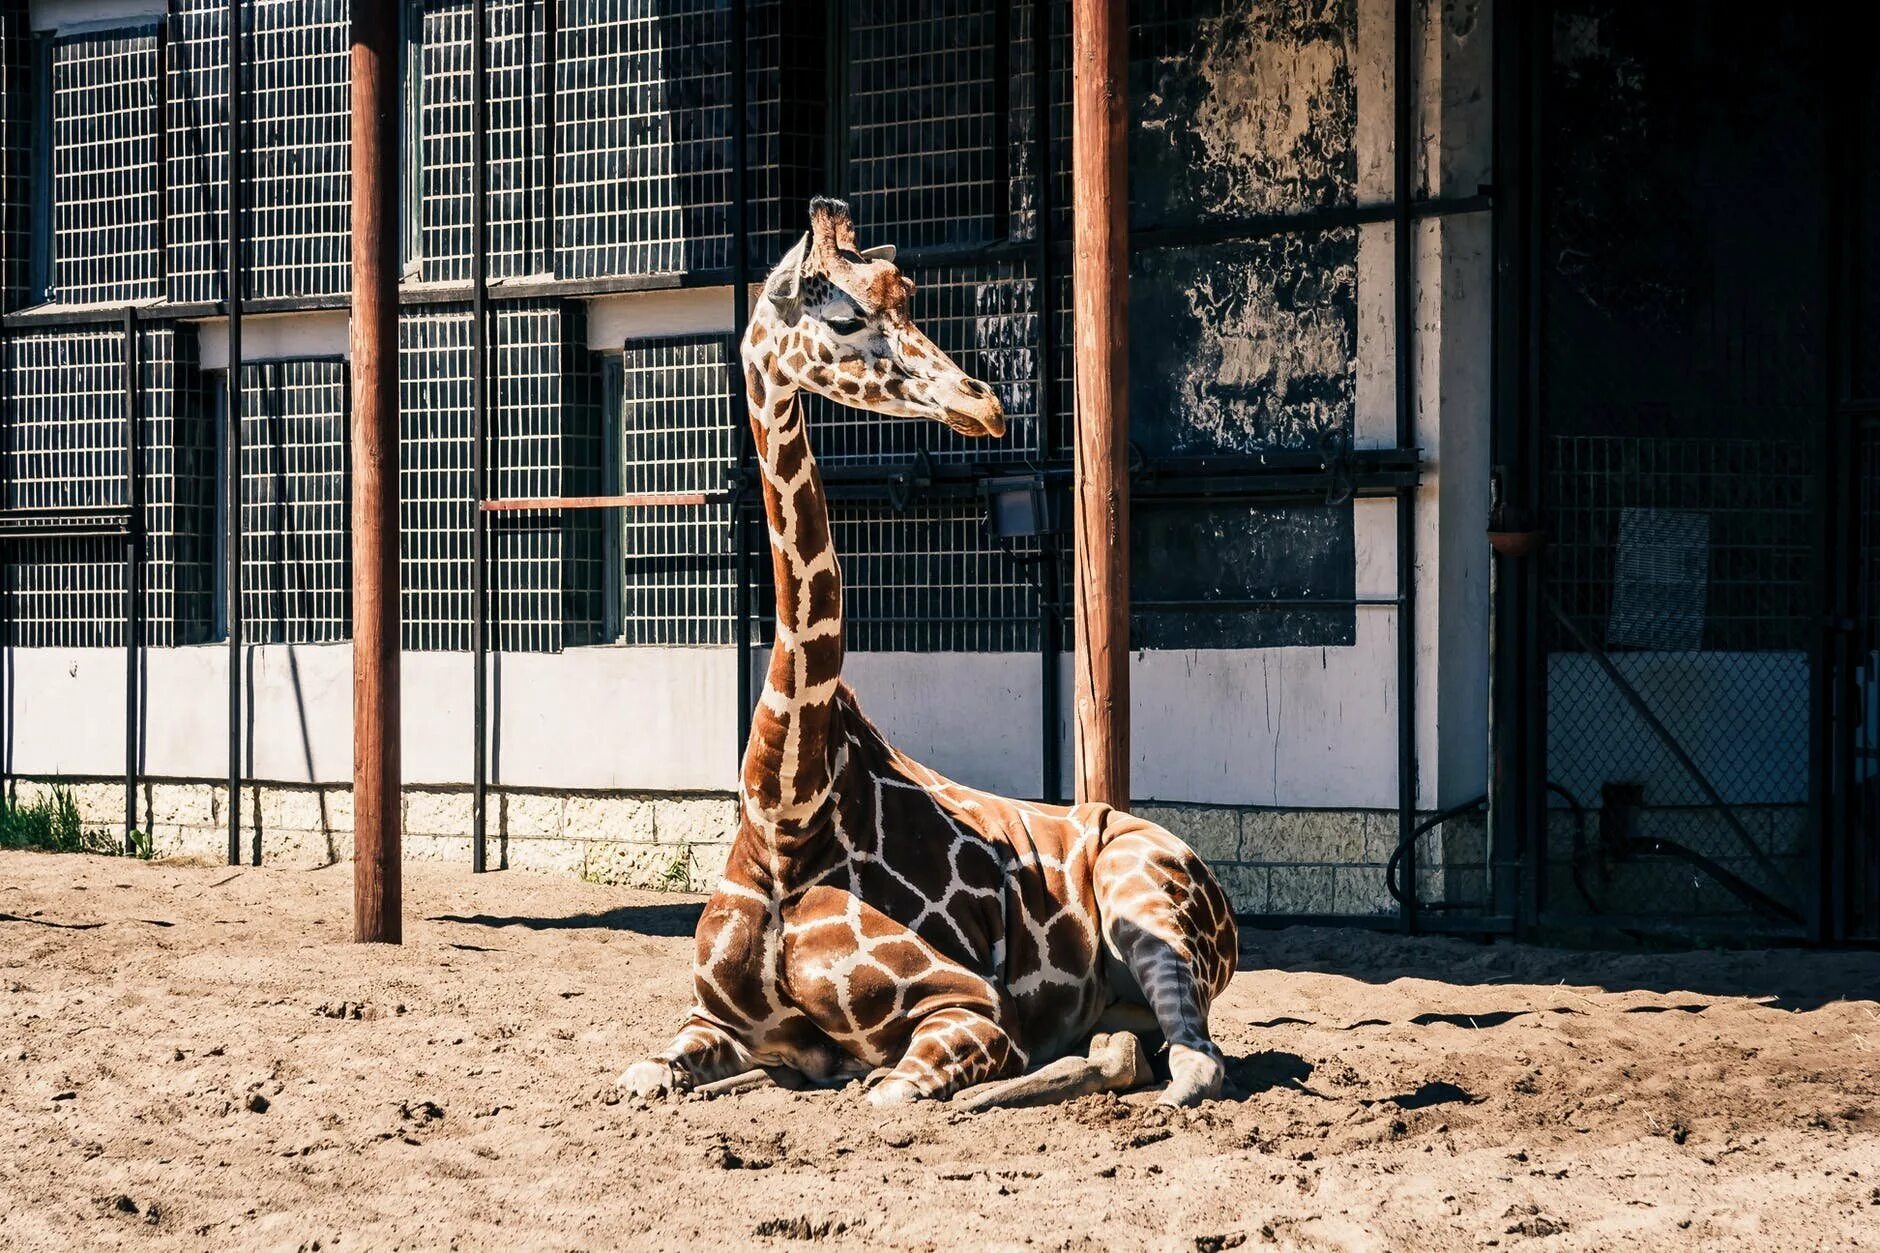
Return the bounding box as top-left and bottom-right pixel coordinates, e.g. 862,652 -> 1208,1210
826,315 -> 867,336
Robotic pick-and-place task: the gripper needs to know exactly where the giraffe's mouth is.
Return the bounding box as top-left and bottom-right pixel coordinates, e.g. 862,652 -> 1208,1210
942,406 -> 1007,438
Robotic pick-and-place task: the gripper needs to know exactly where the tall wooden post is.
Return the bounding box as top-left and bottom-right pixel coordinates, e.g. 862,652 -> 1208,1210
1071,0 -> 1130,807
351,0 -> 402,944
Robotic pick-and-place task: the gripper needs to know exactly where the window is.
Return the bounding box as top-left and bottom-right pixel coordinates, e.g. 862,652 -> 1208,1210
30,20 -> 164,306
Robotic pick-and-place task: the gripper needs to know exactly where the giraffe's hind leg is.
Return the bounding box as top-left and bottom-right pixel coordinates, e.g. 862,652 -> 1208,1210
1092,817 -> 1240,1106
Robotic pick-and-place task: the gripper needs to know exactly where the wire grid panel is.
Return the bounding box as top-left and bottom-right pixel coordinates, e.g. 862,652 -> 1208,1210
556,0 -> 788,280
168,0 -> 353,303
615,336 -> 734,645
247,0 -> 351,299
1543,434 -> 1815,918
1,326 -> 211,647
749,505 -> 1040,654
0,9 -> 31,308
844,0 -> 1008,250
399,300 -> 593,652
803,260 -> 1043,466
50,25 -> 162,305
420,0 -> 545,284
237,358 -> 350,644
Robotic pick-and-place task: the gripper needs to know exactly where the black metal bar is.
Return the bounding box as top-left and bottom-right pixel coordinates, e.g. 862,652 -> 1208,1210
542,0 -> 558,276
1133,597 -> 1403,612
225,0 -> 244,868
1818,23 -> 1859,943
470,0 -> 489,873
1032,0 -> 1059,804
731,0 -> 753,766
1393,0 -> 1419,933
123,309 -> 141,854
990,0 -> 1011,240
1487,0 -> 1528,929
1519,0 -> 1548,933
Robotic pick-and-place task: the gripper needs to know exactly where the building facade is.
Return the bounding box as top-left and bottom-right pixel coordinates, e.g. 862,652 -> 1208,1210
3,0 -> 1873,941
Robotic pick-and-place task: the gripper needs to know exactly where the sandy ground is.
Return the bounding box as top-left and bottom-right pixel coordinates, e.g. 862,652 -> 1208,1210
2,852 -> 1878,1251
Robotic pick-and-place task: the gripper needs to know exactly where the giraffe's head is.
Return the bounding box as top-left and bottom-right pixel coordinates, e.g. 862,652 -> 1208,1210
746,197 -> 1006,438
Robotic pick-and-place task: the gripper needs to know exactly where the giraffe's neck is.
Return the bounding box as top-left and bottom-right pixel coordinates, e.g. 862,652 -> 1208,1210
740,338 -> 845,836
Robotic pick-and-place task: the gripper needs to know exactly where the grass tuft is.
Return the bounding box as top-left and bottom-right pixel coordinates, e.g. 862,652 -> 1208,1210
0,787 -> 150,858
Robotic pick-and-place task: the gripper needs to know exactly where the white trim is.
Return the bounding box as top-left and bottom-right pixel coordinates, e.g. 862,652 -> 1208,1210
29,0 -> 165,32
194,311 -> 352,370
582,286 -> 752,350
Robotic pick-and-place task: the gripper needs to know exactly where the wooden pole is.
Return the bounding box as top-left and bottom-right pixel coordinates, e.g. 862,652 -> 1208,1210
1071,0 -> 1130,807
351,0 -> 402,944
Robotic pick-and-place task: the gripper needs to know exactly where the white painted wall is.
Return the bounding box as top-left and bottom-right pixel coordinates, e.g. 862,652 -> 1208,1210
195,312 -> 351,369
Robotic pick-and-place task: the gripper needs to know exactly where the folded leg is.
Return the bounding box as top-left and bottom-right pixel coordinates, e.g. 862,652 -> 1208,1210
867,1007 -> 1023,1106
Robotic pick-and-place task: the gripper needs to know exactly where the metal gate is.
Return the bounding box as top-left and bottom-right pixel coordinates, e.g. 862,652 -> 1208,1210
1508,2 -> 1880,940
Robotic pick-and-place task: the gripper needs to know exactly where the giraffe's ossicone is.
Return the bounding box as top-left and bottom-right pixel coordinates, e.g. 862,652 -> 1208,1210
619,198 -> 1240,1109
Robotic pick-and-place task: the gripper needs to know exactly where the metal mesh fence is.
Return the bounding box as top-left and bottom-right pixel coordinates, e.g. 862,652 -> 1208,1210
234,358 -> 349,643
50,24 -> 163,306
399,299 -> 598,652
612,336 -> 734,645
1,325 -> 211,647
844,0 -> 1010,250
556,0 -> 799,281
419,0 -> 544,284
169,0 -> 353,303
1543,434 -> 1814,919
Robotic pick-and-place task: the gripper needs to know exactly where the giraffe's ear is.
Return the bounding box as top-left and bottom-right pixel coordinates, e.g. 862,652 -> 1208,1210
858,243 -> 896,264
765,233 -> 809,322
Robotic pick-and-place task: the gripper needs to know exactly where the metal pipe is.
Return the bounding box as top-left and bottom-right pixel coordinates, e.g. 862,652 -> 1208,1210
1032,0 -> 1060,804
470,0 -> 489,873
123,308 -> 140,854
1069,0 -> 1130,808
730,0 -> 752,764
351,0 -> 404,943
225,0 -> 244,867
1392,0 -> 1420,932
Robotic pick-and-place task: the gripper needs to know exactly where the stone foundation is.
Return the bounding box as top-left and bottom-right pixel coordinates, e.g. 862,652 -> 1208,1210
7,777 -> 1481,916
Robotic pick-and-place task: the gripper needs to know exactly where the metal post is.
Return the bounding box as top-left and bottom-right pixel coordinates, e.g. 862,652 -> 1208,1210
1392,0 -> 1420,933
1070,0 -> 1129,807
225,0 -> 245,867
470,0 -> 489,873
123,309 -> 141,853
352,0 -> 403,943
730,0 -> 753,764
1032,0 -> 1060,804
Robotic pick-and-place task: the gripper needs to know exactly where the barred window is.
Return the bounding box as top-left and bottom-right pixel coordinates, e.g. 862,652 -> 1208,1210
44,23 -> 163,305
213,359 -> 351,645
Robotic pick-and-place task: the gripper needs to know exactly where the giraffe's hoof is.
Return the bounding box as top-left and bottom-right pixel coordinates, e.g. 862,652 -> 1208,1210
1156,1043 -> 1225,1107
618,1059 -> 681,1100
866,1077 -> 922,1108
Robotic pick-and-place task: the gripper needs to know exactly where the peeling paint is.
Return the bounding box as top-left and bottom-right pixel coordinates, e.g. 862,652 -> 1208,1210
1132,230 -> 1357,457
1132,0 -> 1357,225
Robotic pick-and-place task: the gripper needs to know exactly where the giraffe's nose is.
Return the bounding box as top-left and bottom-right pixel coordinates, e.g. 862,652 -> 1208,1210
960,377 -> 992,400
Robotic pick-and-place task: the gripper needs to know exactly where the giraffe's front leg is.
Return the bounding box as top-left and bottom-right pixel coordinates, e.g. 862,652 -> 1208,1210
867,1007 -> 1024,1107
619,1015 -> 753,1099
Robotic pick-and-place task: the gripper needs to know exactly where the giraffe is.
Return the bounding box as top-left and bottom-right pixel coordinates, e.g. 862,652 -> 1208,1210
619,198 -> 1239,1109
